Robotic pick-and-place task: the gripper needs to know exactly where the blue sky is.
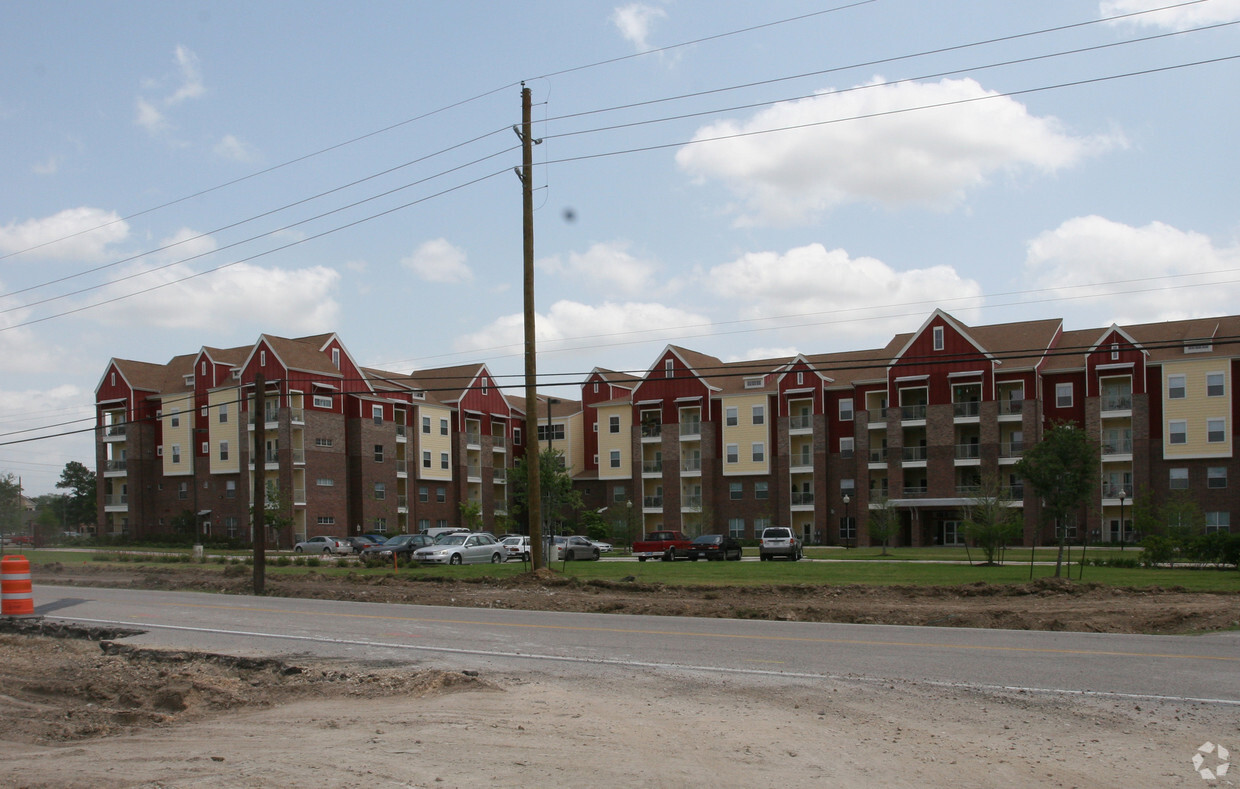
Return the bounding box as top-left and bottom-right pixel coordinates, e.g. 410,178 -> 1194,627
2,0 -> 1238,494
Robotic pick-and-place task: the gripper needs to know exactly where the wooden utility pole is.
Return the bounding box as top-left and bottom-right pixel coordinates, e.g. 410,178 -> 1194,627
516,83 -> 543,568
252,373 -> 267,594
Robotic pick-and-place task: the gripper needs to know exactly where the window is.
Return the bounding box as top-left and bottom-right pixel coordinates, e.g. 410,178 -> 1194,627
201,441 -> 209,454
313,394 -> 333,408
1168,374 -> 1186,399
593,382 -> 599,394
373,444 -> 384,462
729,482 -> 742,500
374,482 -> 386,500
436,487 -> 446,503
726,444 -> 738,464
480,377 -> 488,395
744,376 -> 763,389
796,372 -> 804,386
170,408 -> 180,428
1110,342 -> 1119,361
418,518 -> 430,532
315,437 -> 333,447
1207,418 -> 1225,443
841,478 -> 856,495
440,452 -> 449,470
317,516 -> 335,526
752,442 -> 765,462
178,481 -> 188,500
1055,383 -> 1073,408
726,407 -> 738,426
1169,420 -> 1187,445
728,518 -> 745,538
613,485 -> 626,503
840,437 -> 854,458
260,350 -> 266,366
752,405 -> 765,425
1205,512 -> 1230,533
609,450 -> 621,468
755,481 -> 768,500
436,519 -> 448,530
422,451 -> 432,468
537,424 -> 566,441
665,359 -> 674,377
839,398 -> 854,421
417,486 -> 429,502
316,478 -> 334,487
219,403 -> 228,423
171,445 -> 181,464
514,427 -> 522,445
1208,467 -> 1227,489
219,441 -> 229,461
422,416 -> 431,434
372,405 -> 383,425
373,518 -> 387,533
1169,468 -> 1189,489
332,347 -> 341,369
225,480 -> 236,499
1207,372 -> 1225,397
609,415 -> 620,433
933,325 -> 944,351
440,418 -> 449,436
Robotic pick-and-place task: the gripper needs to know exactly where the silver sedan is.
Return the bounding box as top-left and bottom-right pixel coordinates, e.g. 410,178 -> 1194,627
413,532 -> 505,565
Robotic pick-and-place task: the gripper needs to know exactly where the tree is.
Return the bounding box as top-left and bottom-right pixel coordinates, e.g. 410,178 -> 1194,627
962,475 -> 1022,565
250,480 -> 293,547
55,461 -> 96,530
0,473 -> 22,538
507,449 -> 582,534
459,499 -> 482,531
866,496 -> 900,556
1014,421 -> 1097,578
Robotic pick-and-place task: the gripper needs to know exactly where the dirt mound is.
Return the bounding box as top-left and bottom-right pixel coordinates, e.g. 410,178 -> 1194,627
0,622 -> 495,745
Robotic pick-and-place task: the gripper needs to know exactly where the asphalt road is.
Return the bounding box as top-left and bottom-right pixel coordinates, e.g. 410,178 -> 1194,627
31,584 -> 1240,706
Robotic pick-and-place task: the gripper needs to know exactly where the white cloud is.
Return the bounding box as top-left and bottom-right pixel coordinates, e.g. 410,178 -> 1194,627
0,384 -> 96,495
88,261 -> 341,332
1023,215 -> 1240,322
136,45 -> 206,138
401,238 -> 473,283
676,77 -> 1116,226
707,243 -> 984,343
611,3 -> 666,51
134,97 -> 168,135
0,207 -> 129,261
456,299 -> 711,358
32,156 -> 59,176
167,45 -> 205,105
1101,0 -> 1240,29
213,134 -> 259,162
538,240 -> 661,296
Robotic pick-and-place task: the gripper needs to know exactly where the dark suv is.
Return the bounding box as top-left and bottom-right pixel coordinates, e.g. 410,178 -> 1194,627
759,527 -> 801,561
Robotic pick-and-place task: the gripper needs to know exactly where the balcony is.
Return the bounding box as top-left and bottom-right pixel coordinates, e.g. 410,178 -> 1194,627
789,414 -> 813,431
290,407 -> 304,424
103,459 -> 127,475
902,486 -> 928,497
999,398 -> 1024,417
397,495 -> 408,510
680,421 -> 701,438
493,467 -> 507,483
643,495 -> 663,509
681,495 -> 702,509
869,447 -> 888,463
1101,438 -> 1133,456
466,463 -> 482,480
953,401 -> 981,418
1003,484 -> 1025,500
492,435 -> 507,451
1101,394 -> 1132,413
999,441 -> 1025,459
791,491 -> 814,506
395,425 -> 407,440
642,460 -> 662,475
247,409 -> 280,427
681,457 -> 701,473
292,488 -> 306,505
956,484 -> 982,497
641,423 -> 662,440
395,459 -> 407,475
292,448 -> 305,465
955,443 -> 980,460
791,453 -> 813,471
103,425 -> 126,442
104,494 -> 128,509
901,404 -> 927,421
901,446 -> 928,462
465,431 -> 481,447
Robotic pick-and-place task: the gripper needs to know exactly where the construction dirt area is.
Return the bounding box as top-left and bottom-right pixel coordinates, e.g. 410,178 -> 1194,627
0,563 -> 1236,787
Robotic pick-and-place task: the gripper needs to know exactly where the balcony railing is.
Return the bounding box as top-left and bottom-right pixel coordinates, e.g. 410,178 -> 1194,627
105,425 -> 126,438
789,414 -> 813,430
1101,484 -> 1131,499
642,460 -> 662,474
104,494 -> 128,506
289,407 -> 304,424
681,457 -> 701,472
955,443 -> 980,459
643,496 -> 663,508
493,468 -> 507,483
492,434 -> 507,450
467,463 -> 481,478
292,448 -> 305,464
902,446 -> 928,462
248,409 -> 280,425
791,491 -> 814,505
293,488 -> 306,505
901,404 -> 927,420
395,425 -> 407,438
395,459 -> 407,474
1102,439 -> 1133,455
869,448 -> 887,462
956,484 -> 982,496
682,495 -> 702,508
953,401 -> 981,418
791,453 -> 813,468
397,495 -> 408,508
104,459 -> 127,472
903,485 -> 928,497
1102,394 -> 1132,411
999,441 -> 1025,458
641,423 -> 662,438
1001,398 -> 1024,415
465,431 -> 481,445
680,421 -> 701,437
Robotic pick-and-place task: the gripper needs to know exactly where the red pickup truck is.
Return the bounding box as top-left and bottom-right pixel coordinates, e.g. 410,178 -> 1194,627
632,530 -> 694,562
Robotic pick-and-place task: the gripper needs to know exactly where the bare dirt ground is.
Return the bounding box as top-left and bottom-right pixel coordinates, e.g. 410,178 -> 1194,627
2,564 -> 1237,787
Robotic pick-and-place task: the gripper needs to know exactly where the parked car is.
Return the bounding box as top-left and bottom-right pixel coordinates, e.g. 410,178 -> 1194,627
413,532 -> 504,565
293,536 -> 350,555
341,535 -> 383,554
501,535 -> 531,562
759,527 -> 801,561
591,540 -> 613,554
361,533 -> 433,561
685,533 -> 743,561
554,535 -> 600,561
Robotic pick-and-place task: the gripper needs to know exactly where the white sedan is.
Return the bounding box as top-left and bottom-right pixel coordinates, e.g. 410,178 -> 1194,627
591,540 -> 613,554
293,536 -> 350,555
413,532 -> 505,565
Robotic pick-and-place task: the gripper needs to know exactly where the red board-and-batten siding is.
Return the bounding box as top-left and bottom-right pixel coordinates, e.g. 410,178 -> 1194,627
581,372 -> 633,473
888,315 -> 995,406
777,361 -> 824,418
454,370 -> 514,437
631,351 -> 712,426
1085,329 -> 1147,399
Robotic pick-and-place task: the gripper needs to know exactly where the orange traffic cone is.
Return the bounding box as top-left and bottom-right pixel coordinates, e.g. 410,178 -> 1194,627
1,555 -> 36,617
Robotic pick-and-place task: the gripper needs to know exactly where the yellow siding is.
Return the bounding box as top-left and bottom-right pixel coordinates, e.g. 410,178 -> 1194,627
597,404 -> 630,479
566,413 -> 585,476
416,404 -> 453,481
160,397 -> 193,476
1163,360 -> 1232,458
721,394 -> 770,475
208,388 -> 241,474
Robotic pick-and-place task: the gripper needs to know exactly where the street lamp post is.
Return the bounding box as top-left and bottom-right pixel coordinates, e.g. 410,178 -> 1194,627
1118,488 -> 1128,551
842,493 -> 851,549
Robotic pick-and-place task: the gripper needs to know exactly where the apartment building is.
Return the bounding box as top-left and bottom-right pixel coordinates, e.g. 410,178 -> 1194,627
572,309 -> 1237,546
94,335 -> 519,545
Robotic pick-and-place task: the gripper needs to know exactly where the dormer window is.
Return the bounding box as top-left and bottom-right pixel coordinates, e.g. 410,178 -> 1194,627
332,348 -> 340,369
744,377 -> 763,389
481,377 -> 488,395
1110,343 -> 1119,361
933,326 -> 944,351
665,359 -> 674,378
796,372 -> 803,386
260,350 -> 267,366
201,361 -> 207,375
1184,339 -> 1212,353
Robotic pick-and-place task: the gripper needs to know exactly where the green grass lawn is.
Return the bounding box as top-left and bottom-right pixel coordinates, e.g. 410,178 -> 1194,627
20,546 -> 1237,592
